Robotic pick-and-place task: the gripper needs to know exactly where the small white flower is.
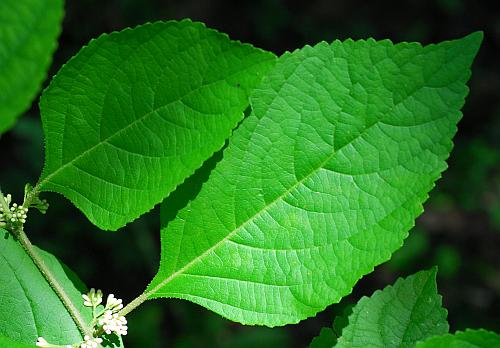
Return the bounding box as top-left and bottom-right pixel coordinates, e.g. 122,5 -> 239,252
82,288 -> 103,307
82,295 -> 92,307
80,335 -> 103,348
105,293 -> 123,311
35,337 -> 50,347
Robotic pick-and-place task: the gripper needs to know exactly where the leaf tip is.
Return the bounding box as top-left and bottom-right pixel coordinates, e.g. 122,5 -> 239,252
455,31 -> 483,61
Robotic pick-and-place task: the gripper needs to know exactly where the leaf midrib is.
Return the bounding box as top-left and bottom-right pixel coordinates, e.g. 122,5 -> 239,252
149,73 -> 449,296
38,57 -> 268,193
149,120 -> 379,296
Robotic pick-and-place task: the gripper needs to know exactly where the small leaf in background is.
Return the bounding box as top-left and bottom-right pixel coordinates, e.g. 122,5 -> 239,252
309,327 -> 337,348
39,19 -> 276,230
308,304 -> 353,348
335,268 -> 448,347
0,230 -> 90,345
0,0 -> 63,135
416,329 -> 500,347
147,33 -> 482,326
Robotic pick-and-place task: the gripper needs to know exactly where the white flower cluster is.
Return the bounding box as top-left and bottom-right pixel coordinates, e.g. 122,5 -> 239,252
97,294 -> 127,336
82,290 -> 128,337
0,194 -> 28,227
104,294 -> 123,311
80,335 -> 103,348
99,310 -> 128,336
34,290 -> 128,348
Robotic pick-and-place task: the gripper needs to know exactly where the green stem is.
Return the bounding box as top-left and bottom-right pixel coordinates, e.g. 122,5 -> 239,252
120,291 -> 150,317
16,227 -> 93,337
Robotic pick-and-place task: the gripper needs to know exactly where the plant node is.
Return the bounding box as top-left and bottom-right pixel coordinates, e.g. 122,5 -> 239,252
24,183 -> 49,214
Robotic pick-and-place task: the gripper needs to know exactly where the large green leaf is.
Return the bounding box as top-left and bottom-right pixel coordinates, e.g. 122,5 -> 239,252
335,268 -> 448,347
147,32 -> 482,326
416,329 -> 500,347
0,0 -> 63,135
0,229 -> 91,345
39,19 -> 276,230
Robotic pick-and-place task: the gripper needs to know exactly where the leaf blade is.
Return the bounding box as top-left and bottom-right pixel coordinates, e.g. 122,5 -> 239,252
39,19 -> 276,230
0,335 -> 38,348
0,0 -> 63,134
0,230 -> 91,345
149,33 -> 482,325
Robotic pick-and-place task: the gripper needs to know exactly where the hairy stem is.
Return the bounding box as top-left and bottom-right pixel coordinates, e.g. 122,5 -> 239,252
120,291 -> 150,317
15,225 -> 92,337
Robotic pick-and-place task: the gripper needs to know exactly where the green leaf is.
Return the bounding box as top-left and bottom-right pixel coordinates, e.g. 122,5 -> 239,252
308,305 -> 352,348
416,329 -> 500,348
0,0 -> 63,135
38,19 -> 276,230
148,33 -> 482,326
335,268 -> 448,348
0,229 -> 91,345
309,328 -> 337,348
0,336 -> 37,348
309,302 -> 354,348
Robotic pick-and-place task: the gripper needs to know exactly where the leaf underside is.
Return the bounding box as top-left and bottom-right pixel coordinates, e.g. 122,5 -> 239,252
0,0 -> 63,135
149,33 -> 482,326
335,268 -> 448,348
39,19 -> 276,230
0,230 -> 91,346
416,329 -> 500,348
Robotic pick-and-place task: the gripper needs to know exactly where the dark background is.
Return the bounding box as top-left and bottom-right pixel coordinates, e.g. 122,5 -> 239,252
1,0 -> 499,347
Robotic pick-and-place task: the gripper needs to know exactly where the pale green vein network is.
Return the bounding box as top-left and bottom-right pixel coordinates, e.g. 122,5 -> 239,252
0,0 -> 63,135
38,19 -> 276,230
146,33 -> 481,326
